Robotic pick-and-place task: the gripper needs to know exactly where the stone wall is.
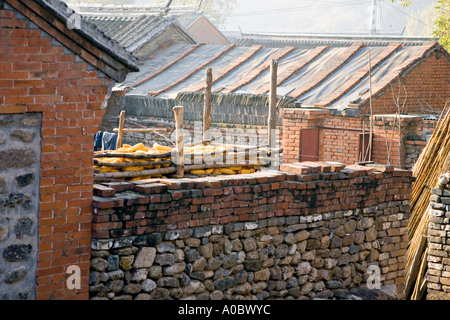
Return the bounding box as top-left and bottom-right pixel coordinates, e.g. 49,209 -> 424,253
89,162 -> 413,300
427,172 -> 450,300
0,113 -> 41,299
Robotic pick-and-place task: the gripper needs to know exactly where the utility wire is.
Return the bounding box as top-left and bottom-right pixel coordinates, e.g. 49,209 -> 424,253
385,0 -> 433,28
229,0 -> 371,17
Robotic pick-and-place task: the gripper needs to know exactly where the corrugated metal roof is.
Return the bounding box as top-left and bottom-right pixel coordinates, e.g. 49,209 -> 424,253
117,40 -> 443,114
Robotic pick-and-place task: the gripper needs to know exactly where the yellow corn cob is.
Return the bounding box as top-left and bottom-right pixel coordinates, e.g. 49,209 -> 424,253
205,168 -> 214,174
227,166 -> 241,171
112,149 -> 130,153
125,143 -> 144,153
153,143 -> 173,152
240,169 -> 252,174
190,170 -> 206,174
123,166 -> 145,171
99,166 -> 112,173
219,168 -> 236,175
213,169 -> 221,175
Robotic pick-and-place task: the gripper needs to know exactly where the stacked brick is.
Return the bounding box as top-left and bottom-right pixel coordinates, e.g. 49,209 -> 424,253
427,172 -> 450,300
90,162 -> 413,300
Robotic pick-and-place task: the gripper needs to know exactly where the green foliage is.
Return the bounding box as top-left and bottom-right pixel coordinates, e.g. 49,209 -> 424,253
390,0 -> 412,7
434,0 -> 450,50
391,0 -> 449,51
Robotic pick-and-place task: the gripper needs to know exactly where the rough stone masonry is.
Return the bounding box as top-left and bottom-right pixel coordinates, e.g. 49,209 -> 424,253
0,113 -> 41,300
89,162 -> 413,300
427,172 -> 450,300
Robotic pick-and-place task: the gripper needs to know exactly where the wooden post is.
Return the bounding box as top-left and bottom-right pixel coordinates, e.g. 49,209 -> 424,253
116,110 -> 126,150
173,106 -> 184,178
268,59 -> 278,154
203,67 -> 213,145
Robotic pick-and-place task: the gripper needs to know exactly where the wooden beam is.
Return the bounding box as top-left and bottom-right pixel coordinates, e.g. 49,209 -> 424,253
173,106 -> 184,178
268,59 -> 278,153
116,110 -> 125,150
203,67 -> 213,144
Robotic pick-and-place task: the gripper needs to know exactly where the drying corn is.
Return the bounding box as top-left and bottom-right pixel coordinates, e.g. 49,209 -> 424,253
94,141 -> 265,181
94,142 -> 174,181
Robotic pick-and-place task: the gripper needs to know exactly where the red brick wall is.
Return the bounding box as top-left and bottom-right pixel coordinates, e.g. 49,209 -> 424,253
321,116 -> 365,164
281,49 -> 449,167
281,109 -> 366,165
280,109 -> 437,168
361,51 -> 450,116
0,5 -> 113,299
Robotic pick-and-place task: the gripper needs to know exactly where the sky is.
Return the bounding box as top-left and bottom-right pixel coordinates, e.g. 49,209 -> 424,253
128,0 -> 436,36
223,0 -> 436,35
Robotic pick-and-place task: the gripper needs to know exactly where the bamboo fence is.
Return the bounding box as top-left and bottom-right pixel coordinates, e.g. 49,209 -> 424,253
405,99 -> 450,300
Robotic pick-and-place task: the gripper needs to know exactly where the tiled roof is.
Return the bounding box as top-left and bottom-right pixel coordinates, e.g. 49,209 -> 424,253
223,31 -> 436,50
83,14 -> 192,51
70,4 -> 198,52
115,40 -> 447,115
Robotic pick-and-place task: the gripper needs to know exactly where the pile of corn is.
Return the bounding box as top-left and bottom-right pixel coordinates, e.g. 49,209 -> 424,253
94,142 -> 259,181
94,143 -> 172,181
183,144 -> 258,175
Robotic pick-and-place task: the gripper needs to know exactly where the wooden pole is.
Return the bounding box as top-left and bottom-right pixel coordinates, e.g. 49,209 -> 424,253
203,67 -> 213,145
173,106 -> 184,178
116,110 -> 125,150
268,59 -> 278,154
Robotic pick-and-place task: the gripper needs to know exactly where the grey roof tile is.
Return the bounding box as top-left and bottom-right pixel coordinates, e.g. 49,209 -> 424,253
83,14 -> 181,50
